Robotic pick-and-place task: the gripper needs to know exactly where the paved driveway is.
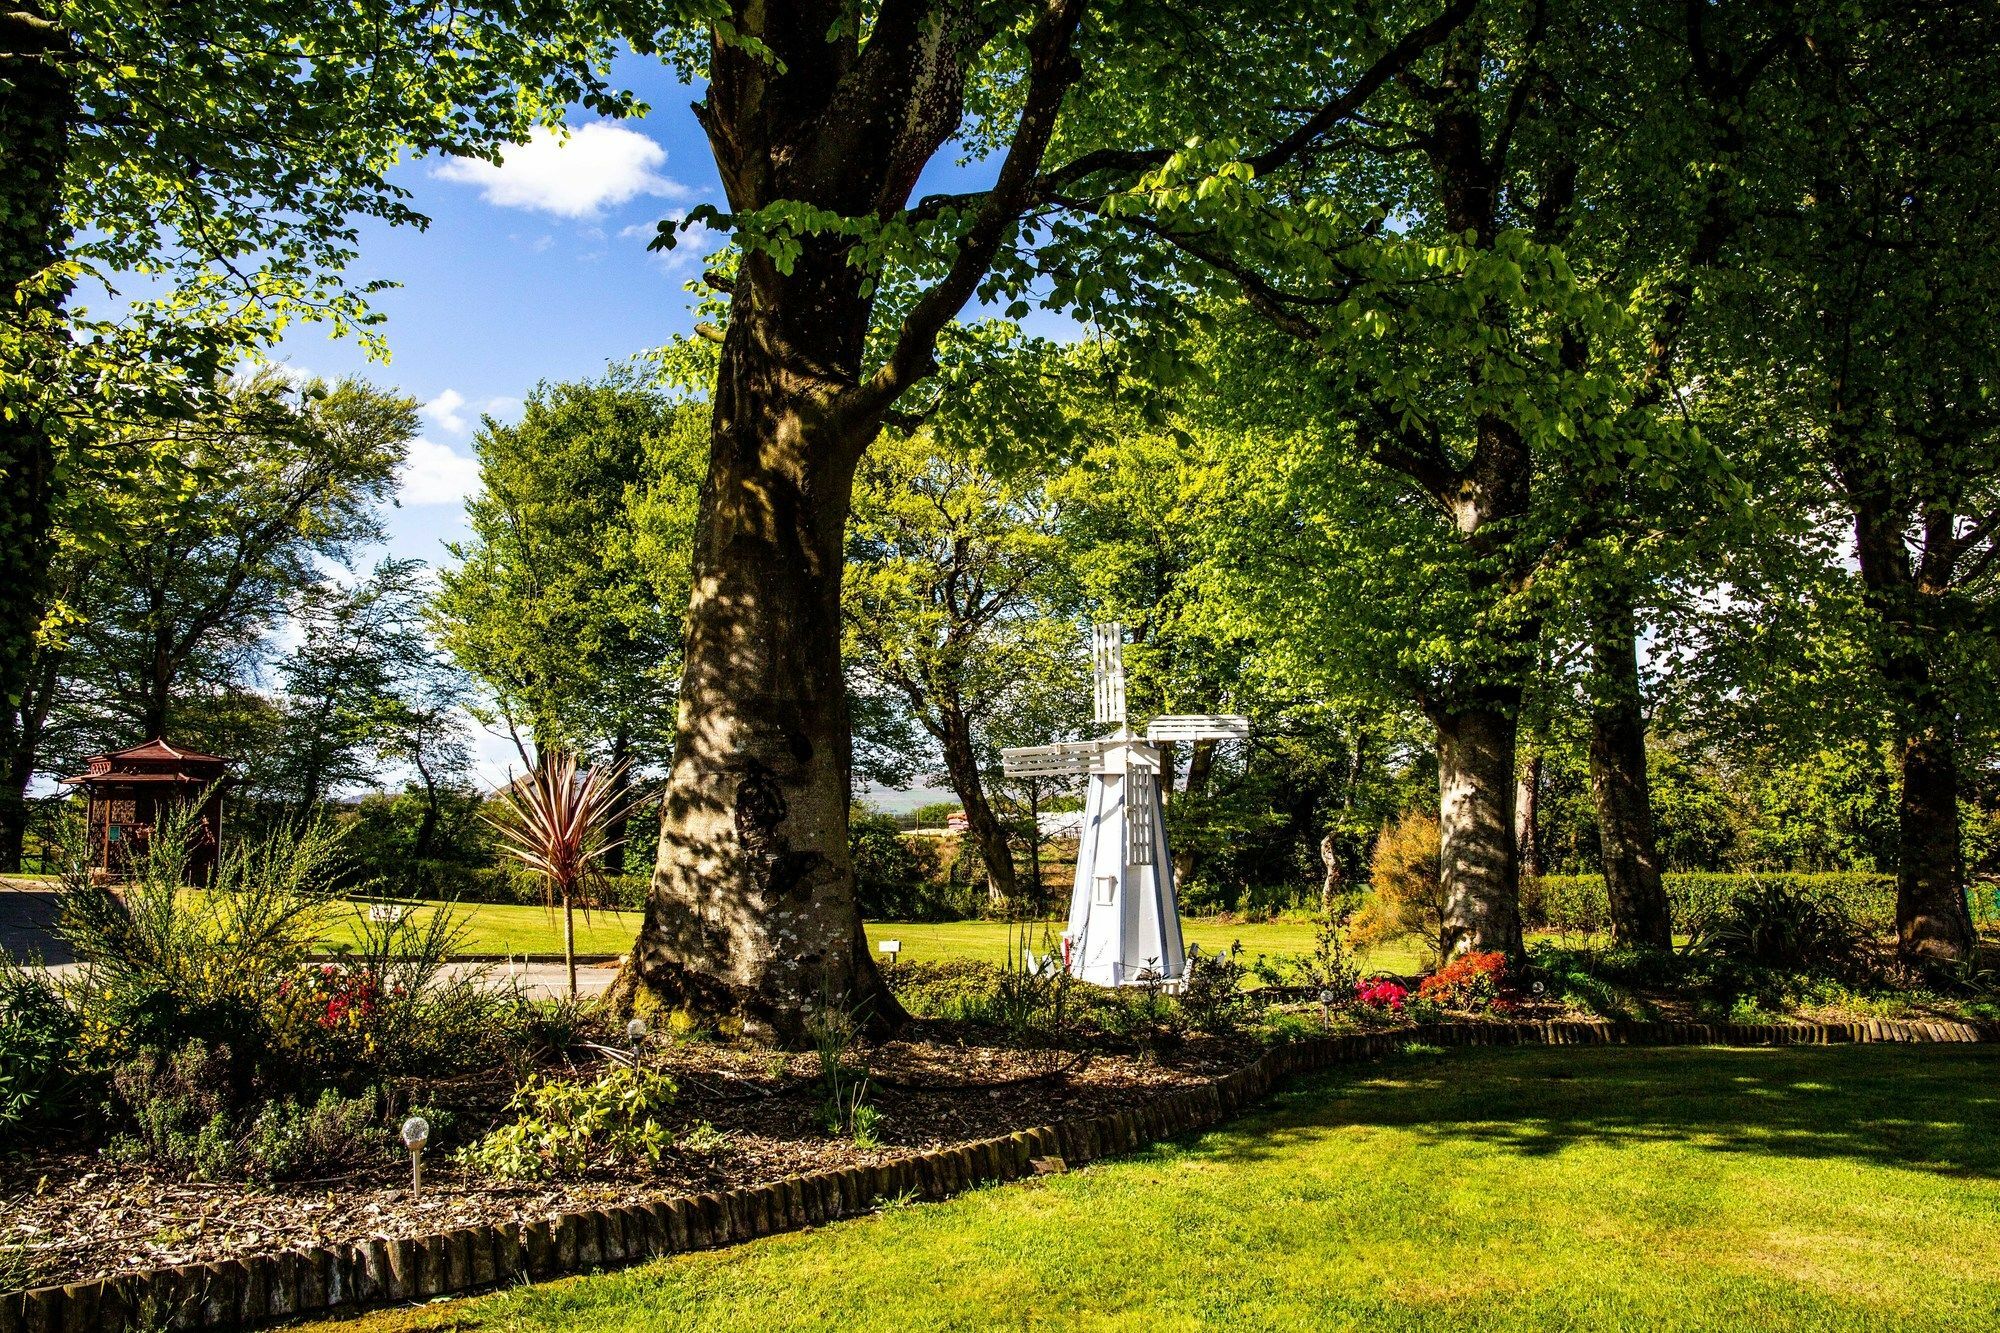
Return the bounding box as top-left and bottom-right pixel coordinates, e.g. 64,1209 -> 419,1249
0,878 -> 67,964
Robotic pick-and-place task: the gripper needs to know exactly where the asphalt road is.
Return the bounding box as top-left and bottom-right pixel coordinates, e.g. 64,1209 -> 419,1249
0,879 -> 68,964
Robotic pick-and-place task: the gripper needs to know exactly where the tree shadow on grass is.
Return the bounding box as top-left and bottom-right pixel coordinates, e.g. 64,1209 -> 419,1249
1197,1044 -> 2000,1180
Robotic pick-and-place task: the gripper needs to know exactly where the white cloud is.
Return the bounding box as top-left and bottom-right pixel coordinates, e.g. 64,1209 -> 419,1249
398,437 -> 482,507
423,388 -> 468,433
433,122 -> 689,219
422,388 -> 523,437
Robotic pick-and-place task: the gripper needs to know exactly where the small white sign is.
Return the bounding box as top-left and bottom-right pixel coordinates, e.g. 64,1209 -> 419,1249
368,903 -> 411,924
879,939 -> 902,957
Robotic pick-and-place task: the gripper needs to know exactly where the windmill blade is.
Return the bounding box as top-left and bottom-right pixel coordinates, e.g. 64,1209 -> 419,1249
1091,622 -> 1126,725
1124,771 -> 1156,865
1000,740 -> 1108,777
1146,714 -> 1252,742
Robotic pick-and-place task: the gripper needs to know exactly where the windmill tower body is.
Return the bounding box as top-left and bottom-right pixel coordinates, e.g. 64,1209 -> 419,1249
1002,624 -> 1248,987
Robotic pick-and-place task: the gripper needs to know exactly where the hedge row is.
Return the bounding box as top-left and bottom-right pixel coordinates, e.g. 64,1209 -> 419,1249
1525,871 -> 1899,935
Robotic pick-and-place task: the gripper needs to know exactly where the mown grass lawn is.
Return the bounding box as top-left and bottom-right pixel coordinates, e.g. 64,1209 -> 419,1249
321,1043 -> 1999,1332
320,904 -> 1427,974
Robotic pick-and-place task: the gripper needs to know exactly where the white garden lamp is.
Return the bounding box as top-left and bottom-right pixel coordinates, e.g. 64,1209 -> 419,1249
401,1116 -> 429,1195
1001,623 -> 1250,987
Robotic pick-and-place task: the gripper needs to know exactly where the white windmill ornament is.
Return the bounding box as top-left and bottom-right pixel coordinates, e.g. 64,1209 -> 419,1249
1001,623 -> 1250,987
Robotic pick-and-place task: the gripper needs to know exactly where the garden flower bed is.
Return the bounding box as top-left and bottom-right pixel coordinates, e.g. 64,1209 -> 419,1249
2,1029 -> 1242,1292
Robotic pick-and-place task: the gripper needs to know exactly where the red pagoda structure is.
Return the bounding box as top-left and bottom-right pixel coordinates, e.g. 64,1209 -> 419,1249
60,739 -> 232,884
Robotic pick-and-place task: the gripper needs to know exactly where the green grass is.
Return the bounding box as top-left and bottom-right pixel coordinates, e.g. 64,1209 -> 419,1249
863,916 -> 1425,975
325,1043 -> 2000,1332
322,900 -> 647,956
318,904 -> 1423,974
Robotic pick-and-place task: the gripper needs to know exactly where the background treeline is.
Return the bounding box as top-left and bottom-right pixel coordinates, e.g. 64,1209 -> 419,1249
15,350 -> 1990,939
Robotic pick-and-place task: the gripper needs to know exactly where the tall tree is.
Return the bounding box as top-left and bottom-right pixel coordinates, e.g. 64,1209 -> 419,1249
615,2 -> 1477,1035
40,374 -> 409,771
434,370 -> 698,840
844,429 -> 1077,911
1047,0 -> 1788,956
1718,2 -> 2000,966
273,559 -> 436,811
0,1 -> 668,856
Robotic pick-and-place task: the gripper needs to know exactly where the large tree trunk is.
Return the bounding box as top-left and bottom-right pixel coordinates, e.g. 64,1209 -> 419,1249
1897,720 -> 1972,963
613,299 -> 902,1042
1513,752 -> 1543,880
937,706 -> 1016,909
610,0 -> 1085,1040
1847,489 -> 1977,966
1432,697 -> 1526,959
0,2 -> 72,862
0,641 -> 59,873
1587,594 -> 1671,948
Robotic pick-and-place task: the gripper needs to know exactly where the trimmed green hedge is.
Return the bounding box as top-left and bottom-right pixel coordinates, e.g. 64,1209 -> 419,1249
1526,872 -> 1898,935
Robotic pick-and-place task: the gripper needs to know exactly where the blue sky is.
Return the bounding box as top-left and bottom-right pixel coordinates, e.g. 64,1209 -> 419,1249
274,56 -> 730,570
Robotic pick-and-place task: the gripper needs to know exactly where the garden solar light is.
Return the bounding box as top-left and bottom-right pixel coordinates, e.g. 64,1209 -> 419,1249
401,1116 -> 429,1194
627,1016 -> 650,1044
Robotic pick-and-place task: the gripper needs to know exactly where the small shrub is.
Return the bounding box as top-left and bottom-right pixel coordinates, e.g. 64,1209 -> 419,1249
1701,878 -> 1870,978
0,958 -> 81,1134
884,960 -> 1004,1020
850,1102 -> 884,1149
849,811 -> 948,920
1418,951 -> 1509,1012
108,1041 -> 239,1180
241,1089 -> 379,1182
807,1000 -> 875,1138
57,811 -> 345,1080
1178,942 -> 1254,1035
679,1120 -> 729,1153
455,1063 -> 677,1180
1255,1009 -> 1322,1043
1359,811 -> 1449,963
1355,978 -> 1408,1012
1256,914 -> 1362,996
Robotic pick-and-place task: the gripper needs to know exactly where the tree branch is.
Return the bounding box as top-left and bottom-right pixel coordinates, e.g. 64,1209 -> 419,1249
842,0 -> 1089,432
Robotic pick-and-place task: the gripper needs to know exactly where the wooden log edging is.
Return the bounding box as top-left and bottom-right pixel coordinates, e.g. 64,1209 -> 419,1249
6,1017 -> 1993,1333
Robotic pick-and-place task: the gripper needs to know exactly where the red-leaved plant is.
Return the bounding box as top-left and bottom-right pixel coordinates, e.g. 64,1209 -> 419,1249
1417,950 -> 1508,1011
1355,978 -> 1408,1012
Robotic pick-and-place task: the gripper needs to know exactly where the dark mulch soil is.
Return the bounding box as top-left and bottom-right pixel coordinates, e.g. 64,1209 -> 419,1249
2,1027 -> 1246,1290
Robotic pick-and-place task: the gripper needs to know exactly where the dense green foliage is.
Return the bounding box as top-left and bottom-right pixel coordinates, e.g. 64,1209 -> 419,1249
435,371 -> 701,775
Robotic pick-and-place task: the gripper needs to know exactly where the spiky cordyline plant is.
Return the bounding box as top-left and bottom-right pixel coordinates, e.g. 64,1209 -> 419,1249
485,752 -> 641,999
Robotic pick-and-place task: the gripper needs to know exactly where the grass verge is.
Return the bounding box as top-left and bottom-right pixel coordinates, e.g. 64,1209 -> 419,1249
320,906 -> 1427,974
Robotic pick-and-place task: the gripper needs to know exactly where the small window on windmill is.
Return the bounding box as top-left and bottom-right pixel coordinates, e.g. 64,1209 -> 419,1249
1125,772 -> 1155,865
1094,874 -> 1117,905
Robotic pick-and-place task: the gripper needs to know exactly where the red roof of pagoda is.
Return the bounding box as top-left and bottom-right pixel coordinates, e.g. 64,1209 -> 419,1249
59,737 -> 232,786
95,738 -> 229,765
